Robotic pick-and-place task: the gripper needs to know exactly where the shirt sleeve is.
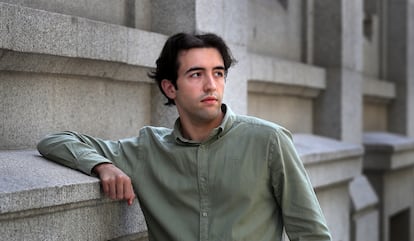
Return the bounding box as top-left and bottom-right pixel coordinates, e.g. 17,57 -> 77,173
37,131 -> 125,175
269,128 -> 332,241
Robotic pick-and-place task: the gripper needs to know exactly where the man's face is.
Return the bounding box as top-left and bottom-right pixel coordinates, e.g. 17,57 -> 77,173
163,47 -> 226,125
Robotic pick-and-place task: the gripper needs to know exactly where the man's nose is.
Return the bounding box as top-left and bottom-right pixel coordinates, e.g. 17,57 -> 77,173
204,74 -> 217,91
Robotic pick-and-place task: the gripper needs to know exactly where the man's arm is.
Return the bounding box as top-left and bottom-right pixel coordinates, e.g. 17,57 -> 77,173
270,128 -> 332,241
37,131 -> 136,205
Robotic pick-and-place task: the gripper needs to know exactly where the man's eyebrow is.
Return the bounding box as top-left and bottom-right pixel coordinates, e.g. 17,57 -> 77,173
185,66 -> 225,74
185,67 -> 204,74
214,66 -> 226,71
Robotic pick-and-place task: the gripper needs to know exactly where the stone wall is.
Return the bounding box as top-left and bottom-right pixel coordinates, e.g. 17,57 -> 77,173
1,1 -> 414,241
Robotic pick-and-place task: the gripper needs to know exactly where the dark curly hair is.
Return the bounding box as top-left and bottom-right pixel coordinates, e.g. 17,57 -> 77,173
148,32 -> 237,105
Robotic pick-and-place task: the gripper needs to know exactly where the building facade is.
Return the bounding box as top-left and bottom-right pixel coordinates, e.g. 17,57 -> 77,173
1,0 -> 413,241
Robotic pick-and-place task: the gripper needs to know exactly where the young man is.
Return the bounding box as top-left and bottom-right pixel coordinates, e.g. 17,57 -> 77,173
38,33 -> 331,241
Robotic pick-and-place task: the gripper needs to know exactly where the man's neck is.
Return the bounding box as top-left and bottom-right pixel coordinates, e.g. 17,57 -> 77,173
179,111 -> 224,142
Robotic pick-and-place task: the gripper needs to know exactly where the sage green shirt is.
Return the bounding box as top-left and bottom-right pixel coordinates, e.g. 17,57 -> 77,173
37,105 -> 331,241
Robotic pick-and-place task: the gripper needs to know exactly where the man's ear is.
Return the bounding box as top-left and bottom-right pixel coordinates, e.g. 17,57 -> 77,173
161,79 -> 176,99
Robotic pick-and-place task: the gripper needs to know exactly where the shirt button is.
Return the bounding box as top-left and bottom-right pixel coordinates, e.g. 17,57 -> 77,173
202,212 -> 208,217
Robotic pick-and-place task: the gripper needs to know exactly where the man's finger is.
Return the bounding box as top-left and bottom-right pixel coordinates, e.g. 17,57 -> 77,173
127,197 -> 134,206
124,182 -> 136,205
108,178 -> 117,199
101,180 -> 110,196
116,178 -> 125,200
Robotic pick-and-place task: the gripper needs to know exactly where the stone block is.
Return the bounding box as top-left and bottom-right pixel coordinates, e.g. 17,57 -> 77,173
0,0 -> 135,27
363,14 -> 380,78
294,134 -> 363,188
316,183 -> 350,241
151,0 -> 196,35
363,132 -> 414,170
342,0 -> 364,72
3,2 -> 77,56
76,17 -> 128,62
0,3 -> 14,50
249,54 -> 326,91
313,0 -> 363,71
363,101 -> 389,132
353,211 -> 380,241
0,2 -> 167,67
314,68 -> 363,144
349,175 -> 379,241
195,0 -> 224,36
350,175 -> 378,216
0,150 -> 147,241
223,0 -> 248,46
363,77 -> 396,101
127,29 -> 167,68
247,55 -> 325,134
248,94 -> 314,133
134,0 -> 152,30
0,50 -> 153,83
363,132 -> 414,241
224,43 -> 248,114
0,72 -> 152,149
247,0 -> 302,60
385,0 -> 414,137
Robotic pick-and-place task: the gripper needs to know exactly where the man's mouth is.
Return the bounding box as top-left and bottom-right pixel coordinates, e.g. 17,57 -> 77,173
201,96 -> 218,103
202,97 -> 216,101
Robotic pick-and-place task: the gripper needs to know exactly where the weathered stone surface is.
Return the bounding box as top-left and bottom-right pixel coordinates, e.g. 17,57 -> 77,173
363,132 -> 414,170
0,0 -> 140,27
294,134 -> 363,188
0,72 -> 152,149
0,150 -> 147,241
0,2 -> 166,67
1,1 -> 414,241
363,131 -> 414,241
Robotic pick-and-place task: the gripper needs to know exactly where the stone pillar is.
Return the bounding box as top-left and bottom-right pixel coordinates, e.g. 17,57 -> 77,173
151,0 -> 196,35
385,0 -> 414,137
349,176 -> 379,241
313,0 -> 364,144
363,132 -> 414,241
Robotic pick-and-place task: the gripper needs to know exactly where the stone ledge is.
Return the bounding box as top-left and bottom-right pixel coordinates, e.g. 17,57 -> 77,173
294,134 -> 364,164
0,50 -> 153,83
363,132 -> 414,170
349,175 -> 378,212
0,150 -> 102,214
248,53 -> 326,98
0,150 -> 147,240
363,77 -> 396,103
293,134 -> 364,188
0,2 -> 166,68
0,0 -> 136,27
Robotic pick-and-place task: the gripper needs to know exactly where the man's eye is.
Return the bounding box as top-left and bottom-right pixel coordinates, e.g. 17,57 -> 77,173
190,72 -> 201,78
215,71 -> 224,77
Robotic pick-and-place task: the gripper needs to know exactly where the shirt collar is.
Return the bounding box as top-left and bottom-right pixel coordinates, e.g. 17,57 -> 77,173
173,104 -> 235,145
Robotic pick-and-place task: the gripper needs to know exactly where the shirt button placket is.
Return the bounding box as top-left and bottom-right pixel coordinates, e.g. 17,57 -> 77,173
198,145 -> 209,241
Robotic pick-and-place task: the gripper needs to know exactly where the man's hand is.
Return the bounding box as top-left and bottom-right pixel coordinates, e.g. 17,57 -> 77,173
93,163 -> 136,206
